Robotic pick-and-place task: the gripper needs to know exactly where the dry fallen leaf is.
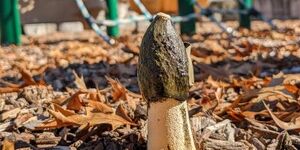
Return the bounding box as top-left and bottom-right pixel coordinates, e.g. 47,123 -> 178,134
52,103 -> 76,116
36,106 -> 135,130
284,84 -> 299,94
88,91 -> 105,102
0,79 -> 20,88
66,91 -> 86,111
116,104 -> 133,122
0,64 -> 49,94
106,77 -> 127,101
2,138 -> 14,150
88,100 -> 114,113
88,111 -> 135,129
35,119 -> 72,129
197,63 -> 230,81
14,64 -> 36,86
73,70 -> 87,90
0,108 -> 21,121
0,87 -> 20,94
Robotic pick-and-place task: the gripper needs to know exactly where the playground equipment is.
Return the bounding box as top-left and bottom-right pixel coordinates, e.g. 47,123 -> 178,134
239,0 -> 253,29
77,0 -> 274,44
106,0 -> 119,37
0,0 -> 274,45
0,0 -> 22,45
129,0 -> 210,14
20,0 -> 104,28
178,0 -> 196,35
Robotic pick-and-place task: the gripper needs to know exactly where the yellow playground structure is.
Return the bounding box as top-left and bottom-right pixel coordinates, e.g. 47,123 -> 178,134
129,0 -> 210,14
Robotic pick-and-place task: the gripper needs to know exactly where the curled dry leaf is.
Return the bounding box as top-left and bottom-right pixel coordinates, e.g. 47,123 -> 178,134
116,104 -> 133,122
66,91 -> 87,111
14,64 -> 36,86
106,77 -> 127,101
0,64 -> 49,94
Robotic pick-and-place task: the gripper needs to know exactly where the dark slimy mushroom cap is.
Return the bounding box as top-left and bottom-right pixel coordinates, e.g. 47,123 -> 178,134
137,12 -> 189,103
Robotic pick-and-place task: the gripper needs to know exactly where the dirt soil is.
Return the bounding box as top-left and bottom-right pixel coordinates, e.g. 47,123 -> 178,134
2,20 -> 300,149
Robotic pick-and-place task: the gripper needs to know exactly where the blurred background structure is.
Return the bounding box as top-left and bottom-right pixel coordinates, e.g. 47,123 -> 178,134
255,0 -> 300,19
1,0 -> 300,45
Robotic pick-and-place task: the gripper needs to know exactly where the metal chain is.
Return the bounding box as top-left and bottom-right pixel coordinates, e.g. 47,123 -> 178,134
75,0 -> 277,45
75,0 -> 114,45
132,0 -> 152,19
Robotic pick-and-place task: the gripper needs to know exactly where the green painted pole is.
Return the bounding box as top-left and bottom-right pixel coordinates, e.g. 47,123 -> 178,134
0,0 -> 22,45
178,0 -> 196,35
105,0 -> 119,37
239,0 -> 253,29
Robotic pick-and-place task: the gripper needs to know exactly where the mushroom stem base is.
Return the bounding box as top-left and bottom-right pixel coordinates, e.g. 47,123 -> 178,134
147,98 -> 196,150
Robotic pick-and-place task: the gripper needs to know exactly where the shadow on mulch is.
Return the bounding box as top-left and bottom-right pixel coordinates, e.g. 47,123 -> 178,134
0,61 -> 139,93
194,55 -> 300,82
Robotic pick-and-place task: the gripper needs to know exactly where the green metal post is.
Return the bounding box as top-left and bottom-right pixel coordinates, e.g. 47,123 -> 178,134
178,0 -> 196,35
239,0 -> 253,29
0,0 -> 22,45
105,0 -> 119,37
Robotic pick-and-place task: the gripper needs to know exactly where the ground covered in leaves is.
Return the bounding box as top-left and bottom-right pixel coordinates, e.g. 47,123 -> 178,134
2,20 -> 300,149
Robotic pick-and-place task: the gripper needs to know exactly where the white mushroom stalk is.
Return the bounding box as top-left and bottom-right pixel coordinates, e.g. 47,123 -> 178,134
137,12 -> 196,150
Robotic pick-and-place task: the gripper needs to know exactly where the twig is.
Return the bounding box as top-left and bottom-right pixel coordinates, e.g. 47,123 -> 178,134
199,119 -> 231,143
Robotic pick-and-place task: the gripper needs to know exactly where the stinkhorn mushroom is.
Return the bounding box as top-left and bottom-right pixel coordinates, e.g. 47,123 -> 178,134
137,13 -> 196,150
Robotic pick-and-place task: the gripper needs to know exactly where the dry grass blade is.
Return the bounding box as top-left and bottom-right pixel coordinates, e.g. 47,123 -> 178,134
0,87 -> 20,94
263,100 -> 300,130
0,79 -> 20,88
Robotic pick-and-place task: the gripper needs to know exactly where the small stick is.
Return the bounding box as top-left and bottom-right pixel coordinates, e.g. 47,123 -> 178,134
199,119 -> 231,143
